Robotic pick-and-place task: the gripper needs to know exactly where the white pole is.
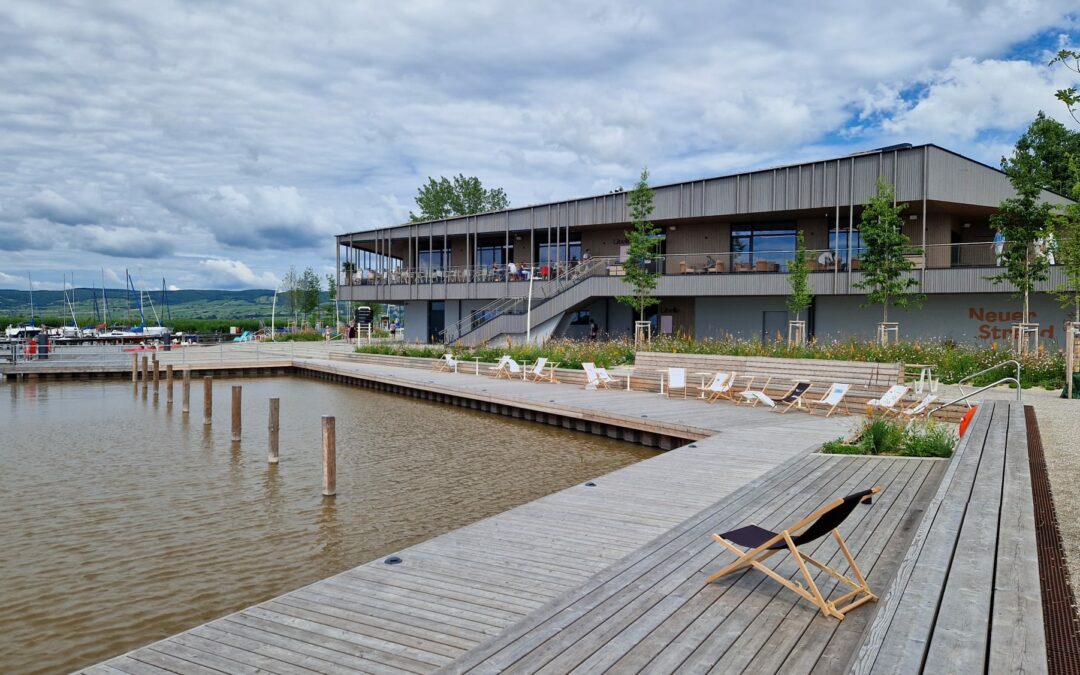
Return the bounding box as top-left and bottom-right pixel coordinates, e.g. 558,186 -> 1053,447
526,268 -> 535,344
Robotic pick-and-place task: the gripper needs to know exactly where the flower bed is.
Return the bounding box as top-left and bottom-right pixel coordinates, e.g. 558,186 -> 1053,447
820,416 -> 958,458
355,335 -> 1066,388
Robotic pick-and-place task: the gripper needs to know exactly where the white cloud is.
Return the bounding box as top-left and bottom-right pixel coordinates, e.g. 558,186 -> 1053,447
0,0 -> 1076,289
197,259 -> 279,289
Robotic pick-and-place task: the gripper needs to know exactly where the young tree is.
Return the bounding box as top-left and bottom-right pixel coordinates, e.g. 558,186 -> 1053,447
299,267 -> 321,321
281,266 -> 300,322
786,230 -> 812,343
616,168 -> 661,322
1054,202 -> 1080,322
1000,112 -> 1080,195
325,273 -> 337,326
854,178 -> 923,323
988,191 -> 1053,324
1051,49 -> 1080,126
409,174 -> 509,222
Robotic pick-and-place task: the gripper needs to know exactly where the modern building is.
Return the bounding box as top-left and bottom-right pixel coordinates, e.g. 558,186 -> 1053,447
336,144 -> 1074,346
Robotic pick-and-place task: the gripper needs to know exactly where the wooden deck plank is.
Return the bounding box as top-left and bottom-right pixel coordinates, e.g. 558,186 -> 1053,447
988,403 -> 1047,673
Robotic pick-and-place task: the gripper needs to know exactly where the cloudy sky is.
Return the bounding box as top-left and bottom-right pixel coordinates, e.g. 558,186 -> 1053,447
1,1 -> 1078,291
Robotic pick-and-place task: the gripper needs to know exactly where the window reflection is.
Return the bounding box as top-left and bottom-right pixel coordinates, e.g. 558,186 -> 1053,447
731,225 -> 796,272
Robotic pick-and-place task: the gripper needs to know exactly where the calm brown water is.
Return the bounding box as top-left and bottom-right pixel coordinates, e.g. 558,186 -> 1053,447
0,377 -> 656,674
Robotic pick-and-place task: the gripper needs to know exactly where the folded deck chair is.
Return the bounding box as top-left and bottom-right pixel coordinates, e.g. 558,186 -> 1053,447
489,355 -> 510,378
866,385 -> 910,415
704,372 -> 734,403
525,357 -> 559,383
582,362 -> 607,390
595,367 -> 621,388
807,383 -> 851,417
666,367 -> 688,399
434,353 -> 459,373
706,486 -> 883,620
496,358 -> 523,380
737,377 -> 774,407
741,381 -> 812,412
892,393 -> 936,421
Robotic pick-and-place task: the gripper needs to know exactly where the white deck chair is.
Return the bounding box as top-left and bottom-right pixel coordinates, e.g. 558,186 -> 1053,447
489,355 -> 510,378
582,362 -> 606,390
737,377 -> 775,406
867,385 -> 910,415
704,372 -> 734,403
525,357 -> 559,383
666,367 -> 688,399
892,393 -> 937,421
596,367 -> 620,388
807,383 -> 852,417
498,358 -> 522,380
434,353 -> 458,373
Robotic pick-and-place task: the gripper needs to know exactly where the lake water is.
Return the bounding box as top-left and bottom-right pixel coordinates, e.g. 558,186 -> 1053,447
0,377 -> 656,674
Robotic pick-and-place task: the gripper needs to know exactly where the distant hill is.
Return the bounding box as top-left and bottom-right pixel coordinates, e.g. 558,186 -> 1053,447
0,287 -> 284,321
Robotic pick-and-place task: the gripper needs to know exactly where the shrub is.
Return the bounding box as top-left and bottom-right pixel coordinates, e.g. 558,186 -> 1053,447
857,417 -> 906,455
821,438 -> 862,455
900,421 -> 958,458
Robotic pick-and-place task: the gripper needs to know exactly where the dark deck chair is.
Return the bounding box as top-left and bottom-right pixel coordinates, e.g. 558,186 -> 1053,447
771,381 -> 813,413
706,486 -> 882,620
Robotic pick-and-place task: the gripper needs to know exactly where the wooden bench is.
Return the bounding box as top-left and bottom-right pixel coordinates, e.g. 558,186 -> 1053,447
850,400 -> 1046,673
634,352 -> 903,390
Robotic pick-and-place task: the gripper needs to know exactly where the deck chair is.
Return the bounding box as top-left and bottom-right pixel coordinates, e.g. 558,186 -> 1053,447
582,362 -> 607,390
706,486 -> 883,620
741,381 -> 812,412
891,393 -> 937,421
595,367 -> 621,389
807,383 -> 852,417
666,367 -> 689,399
704,372 -> 734,403
488,355 -> 510,378
736,377 -> 774,406
866,385 -> 910,415
525,357 -> 559,383
434,353 -> 459,373
496,358 -> 522,380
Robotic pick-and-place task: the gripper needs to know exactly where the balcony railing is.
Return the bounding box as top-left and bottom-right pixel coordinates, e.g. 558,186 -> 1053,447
341,241 -> 1055,287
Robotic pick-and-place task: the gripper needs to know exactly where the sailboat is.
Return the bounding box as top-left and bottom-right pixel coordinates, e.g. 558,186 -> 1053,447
4,273 -> 43,340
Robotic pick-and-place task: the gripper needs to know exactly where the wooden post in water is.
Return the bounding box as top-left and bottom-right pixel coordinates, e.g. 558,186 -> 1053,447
203,376 -> 213,426
166,365 -> 174,404
322,415 -> 336,497
231,385 -> 242,442
268,398 -> 280,464
141,356 -> 149,391
153,359 -> 160,393
132,354 -> 138,382
182,368 -> 191,414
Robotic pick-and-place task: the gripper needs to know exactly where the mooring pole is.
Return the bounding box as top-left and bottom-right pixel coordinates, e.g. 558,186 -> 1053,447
182,368 -> 191,414
141,356 -> 149,391
322,415 -> 336,497
153,358 -> 160,393
268,398 -> 280,464
231,385 -> 242,442
203,376 -> 213,426
166,364 -> 174,405
132,354 -> 138,382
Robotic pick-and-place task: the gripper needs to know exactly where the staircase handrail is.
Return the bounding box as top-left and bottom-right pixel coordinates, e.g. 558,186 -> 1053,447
926,359 -> 1022,419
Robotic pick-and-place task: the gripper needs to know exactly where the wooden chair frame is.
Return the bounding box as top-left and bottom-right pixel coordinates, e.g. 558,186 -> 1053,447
434,354 -> 459,373
582,362 -> 609,390
866,385 -> 911,415
489,355 -> 511,378
494,358 -> 522,380
887,393 -> 936,421
707,486 -> 882,620
666,367 -> 689,399
704,372 -> 735,403
736,376 -> 773,406
525,358 -> 560,383
595,367 -> 621,389
807,384 -> 852,417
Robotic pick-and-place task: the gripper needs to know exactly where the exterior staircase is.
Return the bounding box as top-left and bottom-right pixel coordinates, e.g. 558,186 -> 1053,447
439,257 -> 612,345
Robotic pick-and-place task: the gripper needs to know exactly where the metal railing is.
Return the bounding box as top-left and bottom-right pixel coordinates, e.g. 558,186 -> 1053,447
341,240 -> 1064,288
927,359 -> 1022,419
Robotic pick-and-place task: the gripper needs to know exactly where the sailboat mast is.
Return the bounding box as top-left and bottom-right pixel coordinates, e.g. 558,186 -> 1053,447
101,269 -> 109,326
28,273 -> 35,325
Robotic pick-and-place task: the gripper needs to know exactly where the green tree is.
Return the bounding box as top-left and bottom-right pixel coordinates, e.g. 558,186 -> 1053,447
299,267 -> 321,320
1051,49 -> 1080,125
1000,112 -> 1080,195
989,192 -> 1054,324
409,174 -> 509,222
786,230 -> 812,322
616,168 -> 661,322
854,178 -> 923,323
281,266 -> 300,322
1054,201 -> 1080,322
325,273 -> 337,325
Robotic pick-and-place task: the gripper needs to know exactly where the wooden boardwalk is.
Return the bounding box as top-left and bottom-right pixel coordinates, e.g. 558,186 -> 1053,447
441,453 -> 944,674
80,361 -> 859,674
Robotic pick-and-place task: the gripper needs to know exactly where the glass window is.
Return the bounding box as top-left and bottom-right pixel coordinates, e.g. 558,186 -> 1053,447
418,248 -> 450,271
730,225 -> 796,271
537,240 -> 582,266
475,245 -> 505,268
827,229 -> 863,266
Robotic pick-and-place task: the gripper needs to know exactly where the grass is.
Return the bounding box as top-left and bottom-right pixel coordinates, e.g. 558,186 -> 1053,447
820,416 -> 958,458
353,334 -> 1067,389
